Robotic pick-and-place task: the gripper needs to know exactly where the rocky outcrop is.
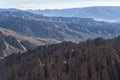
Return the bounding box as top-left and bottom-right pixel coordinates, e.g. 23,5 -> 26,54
0,28 -> 60,57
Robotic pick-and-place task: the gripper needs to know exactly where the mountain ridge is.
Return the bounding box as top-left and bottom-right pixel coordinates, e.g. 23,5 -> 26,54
0,8 -> 120,58
28,6 -> 120,22
0,36 -> 120,80
0,10 -> 120,42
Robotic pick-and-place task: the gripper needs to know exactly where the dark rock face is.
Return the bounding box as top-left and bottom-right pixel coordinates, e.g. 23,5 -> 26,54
0,33 -> 7,50
0,37 -> 120,80
0,31 -> 32,57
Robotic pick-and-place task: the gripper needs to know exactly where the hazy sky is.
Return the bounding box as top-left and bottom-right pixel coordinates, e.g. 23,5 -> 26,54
0,0 -> 120,9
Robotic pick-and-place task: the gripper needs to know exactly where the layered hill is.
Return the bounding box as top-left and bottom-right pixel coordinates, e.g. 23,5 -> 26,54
0,8 -> 120,59
0,28 -> 60,57
0,9 -> 120,42
0,37 -> 120,80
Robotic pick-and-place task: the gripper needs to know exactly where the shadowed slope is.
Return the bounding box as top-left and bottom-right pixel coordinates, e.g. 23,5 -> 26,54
0,37 -> 120,80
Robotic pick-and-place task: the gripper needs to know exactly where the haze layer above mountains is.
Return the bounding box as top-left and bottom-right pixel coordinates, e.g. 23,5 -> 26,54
29,6 -> 120,22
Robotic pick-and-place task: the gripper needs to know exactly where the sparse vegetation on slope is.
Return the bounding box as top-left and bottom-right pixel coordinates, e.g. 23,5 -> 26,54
0,37 -> 120,80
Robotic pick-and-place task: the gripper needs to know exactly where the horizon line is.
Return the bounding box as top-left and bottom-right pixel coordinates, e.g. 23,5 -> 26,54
0,5 -> 120,10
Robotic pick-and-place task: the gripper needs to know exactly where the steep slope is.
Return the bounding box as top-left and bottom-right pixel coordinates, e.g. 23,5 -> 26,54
29,6 -> 120,21
0,28 -> 60,57
0,37 -> 120,80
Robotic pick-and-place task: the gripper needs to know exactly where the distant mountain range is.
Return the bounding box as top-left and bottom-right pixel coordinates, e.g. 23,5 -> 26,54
28,6 -> 120,22
0,36 -> 120,80
0,8 -> 120,57
0,9 -> 120,42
